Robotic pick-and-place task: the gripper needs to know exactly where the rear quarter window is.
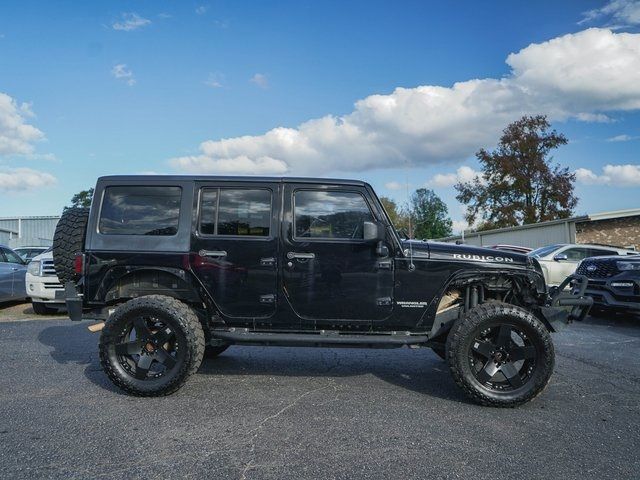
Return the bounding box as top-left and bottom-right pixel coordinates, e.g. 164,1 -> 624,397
99,186 -> 182,236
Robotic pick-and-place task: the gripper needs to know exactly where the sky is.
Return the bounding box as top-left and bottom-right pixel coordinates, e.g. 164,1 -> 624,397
1,0 -> 640,233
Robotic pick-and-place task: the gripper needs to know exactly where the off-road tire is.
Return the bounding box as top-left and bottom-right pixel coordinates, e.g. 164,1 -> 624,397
32,302 -> 57,315
99,295 -> 206,396
446,302 -> 554,407
52,207 -> 89,284
204,344 -> 230,358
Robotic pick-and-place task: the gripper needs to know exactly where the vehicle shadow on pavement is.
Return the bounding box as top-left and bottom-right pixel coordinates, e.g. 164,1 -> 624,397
197,347 -> 468,404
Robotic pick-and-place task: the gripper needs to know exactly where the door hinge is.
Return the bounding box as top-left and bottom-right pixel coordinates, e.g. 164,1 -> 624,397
260,257 -> 276,267
377,260 -> 392,270
377,297 -> 392,306
260,294 -> 276,304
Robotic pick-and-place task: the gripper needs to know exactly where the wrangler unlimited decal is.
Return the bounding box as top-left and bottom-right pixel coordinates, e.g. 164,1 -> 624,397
452,254 -> 515,263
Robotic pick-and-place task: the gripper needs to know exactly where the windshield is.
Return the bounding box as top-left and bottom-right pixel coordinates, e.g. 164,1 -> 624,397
528,244 -> 563,258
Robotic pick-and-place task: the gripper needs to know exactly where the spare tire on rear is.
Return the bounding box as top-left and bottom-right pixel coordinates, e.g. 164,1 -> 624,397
53,207 -> 89,284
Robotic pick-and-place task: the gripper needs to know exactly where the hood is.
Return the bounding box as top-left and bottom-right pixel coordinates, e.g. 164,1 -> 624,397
402,240 -> 528,266
32,250 -> 53,262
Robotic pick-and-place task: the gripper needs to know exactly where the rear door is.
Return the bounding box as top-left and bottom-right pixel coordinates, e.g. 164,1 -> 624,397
0,250 -> 14,301
281,183 -> 394,325
191,182 -> 280,322
0,248 -> 26,300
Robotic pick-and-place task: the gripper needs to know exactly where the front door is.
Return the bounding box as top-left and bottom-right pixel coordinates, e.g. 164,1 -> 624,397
281,184 -> 394,325
191,183 -> 279,321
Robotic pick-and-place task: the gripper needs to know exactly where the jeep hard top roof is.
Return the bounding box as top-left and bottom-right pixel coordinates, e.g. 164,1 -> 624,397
97,175 -> 370,188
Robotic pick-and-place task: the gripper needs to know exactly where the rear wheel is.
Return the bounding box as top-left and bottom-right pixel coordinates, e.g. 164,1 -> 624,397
446,302 -> 554,407
99,295 -> 205,396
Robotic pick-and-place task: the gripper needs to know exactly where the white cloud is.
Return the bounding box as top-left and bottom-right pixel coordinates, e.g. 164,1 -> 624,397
204,73 -> 223,88
111,64 -> 136,86
112,13 -> 151,31
580,0 -> 640,27
607,134 -> 638,141
250,73 -> 269,89
169,28 -> 640,176
195,5 -> 209,15
575,164 -> 640,186
0,167 -> 56,192
384,181 -> 404,191
451,220 -> 469,234
0,93 -> 44,156
171,155 -> 288,175
428,166 -> 482,188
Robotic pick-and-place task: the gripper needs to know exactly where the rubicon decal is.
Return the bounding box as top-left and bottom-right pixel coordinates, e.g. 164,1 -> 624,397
452,254 -> 514,263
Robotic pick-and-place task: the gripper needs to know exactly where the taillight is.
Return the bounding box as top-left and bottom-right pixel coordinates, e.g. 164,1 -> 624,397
74,253 -> 84,275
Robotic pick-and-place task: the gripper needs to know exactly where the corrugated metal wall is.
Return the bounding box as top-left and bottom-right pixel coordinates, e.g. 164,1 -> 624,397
0,229 -> 11,246
0,217 -> 60,248
455,221 -> 576,249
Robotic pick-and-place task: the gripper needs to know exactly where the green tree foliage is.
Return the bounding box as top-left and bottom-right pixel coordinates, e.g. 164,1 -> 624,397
455,115 -> 577,230
409,188 -> 453,239
379,196 -> 409,231
65,188 -> 94,211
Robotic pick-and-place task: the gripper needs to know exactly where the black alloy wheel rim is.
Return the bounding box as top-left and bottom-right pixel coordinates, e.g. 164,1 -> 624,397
468,323 -> 537,391
113,315 -> 180,380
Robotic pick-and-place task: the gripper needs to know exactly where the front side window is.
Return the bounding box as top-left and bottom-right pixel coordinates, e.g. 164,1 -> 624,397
199,188 -> 271,237
563,248 -> 590,261
294,190 -> 374,240
2,248 -> 23,264
99,186 -> 182,236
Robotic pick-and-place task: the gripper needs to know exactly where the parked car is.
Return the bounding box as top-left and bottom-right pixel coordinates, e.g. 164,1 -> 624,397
528,243 -> 637,286
576,255 -> 640,316
14,246 -> 48,263
25,248 -> 65,314
54,175 -> 591,407
0,245 -> 27,303
488,244 -> 533,255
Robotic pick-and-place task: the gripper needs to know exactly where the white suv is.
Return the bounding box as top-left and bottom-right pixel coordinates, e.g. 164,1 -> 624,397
528,243 -> 637,286
25,249 -> 65,314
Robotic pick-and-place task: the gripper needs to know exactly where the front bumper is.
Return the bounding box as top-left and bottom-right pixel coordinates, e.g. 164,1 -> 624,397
583,275 -> 640,312
26,273 -> 65,304
540,275 -> 593,331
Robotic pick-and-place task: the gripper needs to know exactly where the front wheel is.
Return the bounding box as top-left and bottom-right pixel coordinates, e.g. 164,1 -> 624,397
99,295 -> 205,396
446,302 -> 554,407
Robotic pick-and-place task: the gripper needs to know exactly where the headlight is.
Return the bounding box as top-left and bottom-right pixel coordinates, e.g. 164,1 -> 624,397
617,261 -> 640,271
27,260 -> 41,276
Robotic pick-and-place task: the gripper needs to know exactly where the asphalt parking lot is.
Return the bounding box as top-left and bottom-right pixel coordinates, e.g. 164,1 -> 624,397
0,305 -> 639,480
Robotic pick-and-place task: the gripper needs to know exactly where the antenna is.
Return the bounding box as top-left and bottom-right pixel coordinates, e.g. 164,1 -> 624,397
405,173 -> 414,271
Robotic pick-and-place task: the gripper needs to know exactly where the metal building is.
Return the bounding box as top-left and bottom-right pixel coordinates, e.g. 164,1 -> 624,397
0,216 -> 61,249
440,208 -> 640,250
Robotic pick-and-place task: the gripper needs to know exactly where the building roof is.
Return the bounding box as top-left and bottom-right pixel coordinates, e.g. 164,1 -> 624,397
442,207 -> 640,242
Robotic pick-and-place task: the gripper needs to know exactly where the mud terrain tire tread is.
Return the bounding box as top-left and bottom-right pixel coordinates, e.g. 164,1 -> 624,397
99,295 -> 206,397
446,302 -> 554,407
52,207 -> 89,284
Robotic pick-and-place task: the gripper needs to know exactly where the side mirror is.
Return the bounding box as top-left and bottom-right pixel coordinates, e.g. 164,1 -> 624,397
363,221 -> 384,242
554,253 -> 568,262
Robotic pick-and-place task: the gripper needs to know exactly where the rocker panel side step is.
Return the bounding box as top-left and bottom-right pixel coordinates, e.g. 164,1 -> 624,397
211,329 -> 430,348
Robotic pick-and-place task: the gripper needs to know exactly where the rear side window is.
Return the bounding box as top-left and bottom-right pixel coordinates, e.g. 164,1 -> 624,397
1,248 -> 22,264
199,188 -> 271,237
99,186 -> 182,236
294,190 -> 374,240
587,248 -> 616,257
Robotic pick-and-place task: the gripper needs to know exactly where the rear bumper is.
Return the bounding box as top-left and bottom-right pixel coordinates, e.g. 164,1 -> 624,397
58,283 -> 83,321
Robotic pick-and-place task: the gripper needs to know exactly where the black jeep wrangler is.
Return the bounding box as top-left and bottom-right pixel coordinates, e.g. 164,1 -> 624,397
53,176 -> 592,406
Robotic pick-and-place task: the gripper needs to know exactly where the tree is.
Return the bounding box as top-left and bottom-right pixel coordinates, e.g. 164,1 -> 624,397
455,115 -> 577,230
409,188 -> 452,239
379,196 -> 409,231
65,188 -> 94,211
